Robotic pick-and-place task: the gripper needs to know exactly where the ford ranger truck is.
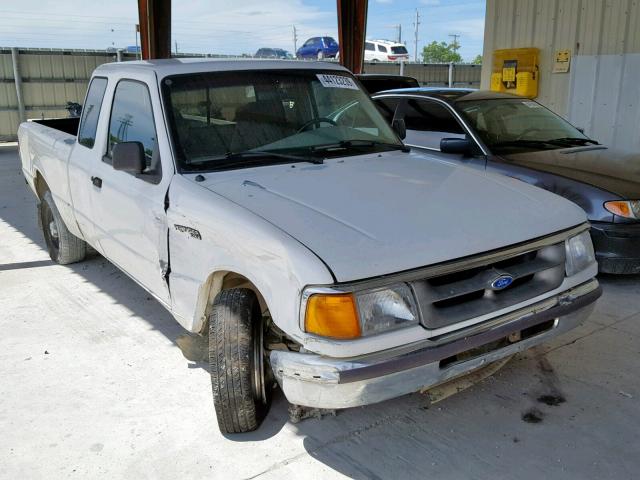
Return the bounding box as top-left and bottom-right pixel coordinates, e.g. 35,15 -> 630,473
18,59 -> 601,434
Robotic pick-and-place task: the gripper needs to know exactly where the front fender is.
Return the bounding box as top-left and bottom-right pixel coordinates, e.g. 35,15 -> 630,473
166,175 -> 334,337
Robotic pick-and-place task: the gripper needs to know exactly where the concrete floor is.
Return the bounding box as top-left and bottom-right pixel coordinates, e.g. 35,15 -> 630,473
1,144 -> 639,480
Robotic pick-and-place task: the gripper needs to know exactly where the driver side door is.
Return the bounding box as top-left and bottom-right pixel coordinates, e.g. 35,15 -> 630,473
89,78 -> 173,305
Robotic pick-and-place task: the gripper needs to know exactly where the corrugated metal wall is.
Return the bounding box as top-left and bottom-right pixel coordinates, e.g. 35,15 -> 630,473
0,49 -> 128,141
0,48 -> 482,141
482,0 -> 640,152
364,62 -> 482,87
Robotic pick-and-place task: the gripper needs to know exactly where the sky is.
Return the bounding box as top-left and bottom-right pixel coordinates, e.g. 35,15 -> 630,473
0,0 -> 486,62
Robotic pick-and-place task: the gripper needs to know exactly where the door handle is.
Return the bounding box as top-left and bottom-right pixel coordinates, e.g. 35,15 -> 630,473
91,176 -> 102,188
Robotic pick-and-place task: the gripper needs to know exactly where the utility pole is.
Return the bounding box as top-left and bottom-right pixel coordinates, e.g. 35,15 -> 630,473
135,24 -> 141,60
413,9 -> 420,62
175,40 -> 179,55
449,34 -> 460,52
292,25 -> 298,54
396,24 -> 402,43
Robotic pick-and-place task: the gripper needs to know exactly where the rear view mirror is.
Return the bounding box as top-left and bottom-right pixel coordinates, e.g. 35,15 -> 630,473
440,137 -> 473,155
112,142 -> 146,174
392,118 -> 406,140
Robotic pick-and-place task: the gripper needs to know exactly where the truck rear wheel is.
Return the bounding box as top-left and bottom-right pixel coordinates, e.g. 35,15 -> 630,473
208,288 -> 273,433
40,191 -> 86,265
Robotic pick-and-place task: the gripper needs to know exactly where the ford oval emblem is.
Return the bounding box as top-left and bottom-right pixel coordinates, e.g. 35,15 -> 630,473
491,274 -> 514,290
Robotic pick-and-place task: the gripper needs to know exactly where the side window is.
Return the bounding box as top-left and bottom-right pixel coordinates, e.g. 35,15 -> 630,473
404,99 -> 465,150
77,77 -> 108,148
375,97 -> 401,123
107,80 -> 158,172
365,42 -> 375,51
378,44 -> 388,53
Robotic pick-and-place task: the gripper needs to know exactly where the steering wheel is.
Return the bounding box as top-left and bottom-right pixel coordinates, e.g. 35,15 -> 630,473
516,127 -> 542,140
297,117 -> 337,133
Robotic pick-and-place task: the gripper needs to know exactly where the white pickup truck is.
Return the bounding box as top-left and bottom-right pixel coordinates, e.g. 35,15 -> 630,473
18,59 -> 601,434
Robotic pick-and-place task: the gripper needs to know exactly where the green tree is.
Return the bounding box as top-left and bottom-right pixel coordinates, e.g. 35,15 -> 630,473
472,54 -> 483,64
421,41 -> 463,63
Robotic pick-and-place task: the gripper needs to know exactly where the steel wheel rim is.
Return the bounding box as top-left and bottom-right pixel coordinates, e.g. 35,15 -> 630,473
42,203 -> 60,252
252,319 -> 268,406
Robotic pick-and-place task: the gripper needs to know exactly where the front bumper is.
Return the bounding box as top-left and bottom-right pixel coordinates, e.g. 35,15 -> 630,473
591,222 -> 640,274
270,280 -> 601,409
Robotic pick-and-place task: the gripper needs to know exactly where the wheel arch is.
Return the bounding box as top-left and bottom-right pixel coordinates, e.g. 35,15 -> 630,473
34,169 -> 49,199
195,270 -> 270,334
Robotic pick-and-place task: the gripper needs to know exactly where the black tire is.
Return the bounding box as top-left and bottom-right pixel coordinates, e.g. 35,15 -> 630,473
40,190 -> 86,265
208,288 -> 273,434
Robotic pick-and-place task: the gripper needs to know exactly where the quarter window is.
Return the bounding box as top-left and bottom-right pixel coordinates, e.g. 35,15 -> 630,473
77,77 -> 107,148
378,45 -> 388,53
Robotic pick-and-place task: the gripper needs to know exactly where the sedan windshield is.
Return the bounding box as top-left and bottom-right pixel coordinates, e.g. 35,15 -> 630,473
456,98 -> 595,154
162,70 -> 401,172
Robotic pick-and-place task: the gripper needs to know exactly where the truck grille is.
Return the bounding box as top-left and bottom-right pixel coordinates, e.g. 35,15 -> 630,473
410,243 -> 566,330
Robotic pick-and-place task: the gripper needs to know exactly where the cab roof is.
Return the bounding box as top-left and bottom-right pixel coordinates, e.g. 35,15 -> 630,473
94,58 -> 348,78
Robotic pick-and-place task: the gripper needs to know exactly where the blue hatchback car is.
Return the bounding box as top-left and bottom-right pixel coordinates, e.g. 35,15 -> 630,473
296,36 -> 339,60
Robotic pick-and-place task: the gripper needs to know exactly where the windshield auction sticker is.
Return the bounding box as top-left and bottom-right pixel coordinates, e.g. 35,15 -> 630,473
316,74 -> 359,90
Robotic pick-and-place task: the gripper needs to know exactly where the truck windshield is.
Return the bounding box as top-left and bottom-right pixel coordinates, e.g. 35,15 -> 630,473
456,98 -> 593,154
161,70 -> 402,172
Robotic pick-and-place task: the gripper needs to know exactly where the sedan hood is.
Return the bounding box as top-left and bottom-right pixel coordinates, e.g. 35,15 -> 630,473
501,146 -> 640,199
194,151 -> 586,282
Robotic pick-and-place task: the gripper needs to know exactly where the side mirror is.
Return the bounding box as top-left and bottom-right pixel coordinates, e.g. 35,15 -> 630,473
440,137 -> 472,155
392,118 -> 406,140
112,141 -> 146,174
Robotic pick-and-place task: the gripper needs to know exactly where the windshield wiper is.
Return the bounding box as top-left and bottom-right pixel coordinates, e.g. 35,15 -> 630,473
490,139 -> 559,150
311,139 -> 410,153
546,137 -> 600,146
191,150 -> 324,170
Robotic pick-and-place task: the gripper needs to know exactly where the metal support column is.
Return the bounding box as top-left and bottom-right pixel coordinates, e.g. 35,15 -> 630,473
336,0 -> 368,74
138,0 -> 172,60
10,48 -> 25,123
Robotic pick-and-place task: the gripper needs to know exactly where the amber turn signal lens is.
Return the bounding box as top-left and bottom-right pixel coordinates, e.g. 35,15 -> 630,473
305,293 -> 361,339
604,201 -> 633,218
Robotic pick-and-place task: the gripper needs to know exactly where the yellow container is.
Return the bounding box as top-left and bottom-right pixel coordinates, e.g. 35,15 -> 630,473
515,71 -> 537,98
490,72 -> 506,92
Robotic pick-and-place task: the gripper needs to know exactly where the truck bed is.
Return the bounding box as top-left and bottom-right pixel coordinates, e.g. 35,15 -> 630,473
31,117 -> 80,137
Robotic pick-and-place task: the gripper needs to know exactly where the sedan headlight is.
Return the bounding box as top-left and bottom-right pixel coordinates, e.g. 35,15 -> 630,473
604,200 -> 640,220
565,230 -> 596,276
304,283 -> 419,339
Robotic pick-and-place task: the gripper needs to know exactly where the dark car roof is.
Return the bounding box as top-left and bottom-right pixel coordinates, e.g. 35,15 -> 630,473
356,74 -> 420,94
373,87 -> 521,103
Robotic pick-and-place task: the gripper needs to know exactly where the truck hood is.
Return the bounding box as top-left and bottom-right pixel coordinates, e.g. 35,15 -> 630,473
500,146 -> 640,199
193,151 -> 586,282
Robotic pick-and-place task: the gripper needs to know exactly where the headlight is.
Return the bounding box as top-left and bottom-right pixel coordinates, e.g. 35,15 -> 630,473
565,230 -> 596,276
304,283 -> 419,339
604,200 -> 640,220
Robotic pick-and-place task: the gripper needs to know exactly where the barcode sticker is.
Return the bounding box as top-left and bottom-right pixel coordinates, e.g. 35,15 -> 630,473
316,74 -> 359,90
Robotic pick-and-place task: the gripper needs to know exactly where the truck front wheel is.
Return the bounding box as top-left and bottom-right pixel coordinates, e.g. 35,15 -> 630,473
208,288 -> 274,433
40,191 -> 86,265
